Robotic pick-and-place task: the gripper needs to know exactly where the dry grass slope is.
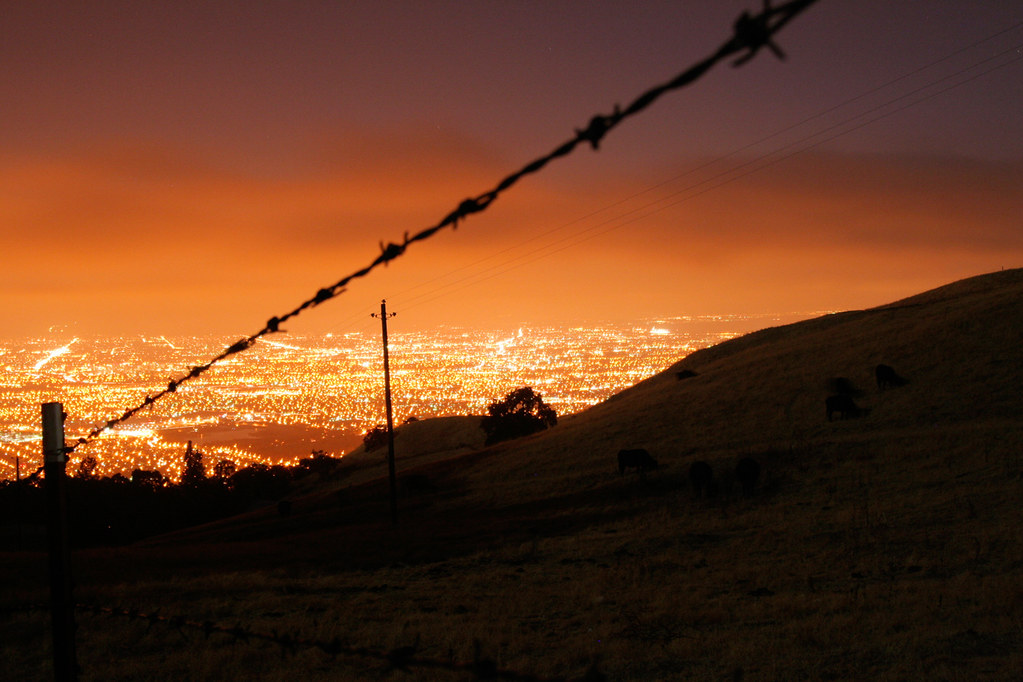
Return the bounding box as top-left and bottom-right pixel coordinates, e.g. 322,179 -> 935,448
3,268 -> 1022,680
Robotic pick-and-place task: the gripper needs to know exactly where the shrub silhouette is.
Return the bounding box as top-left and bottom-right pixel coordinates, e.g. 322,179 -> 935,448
74,455 -> 98,479
482,386 -> 558,446
212,458 -> 237,479
362,424 -> 389,452
296,450 -> 340,478
131,468 -> 166,490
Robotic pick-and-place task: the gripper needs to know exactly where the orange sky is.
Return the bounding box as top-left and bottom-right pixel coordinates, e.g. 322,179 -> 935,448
2,2 -> 1022,337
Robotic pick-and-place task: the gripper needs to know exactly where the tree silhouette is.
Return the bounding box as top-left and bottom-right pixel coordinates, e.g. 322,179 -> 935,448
362,424 -> 388,452
481,386 -> 558,445
181,441 -> 206,487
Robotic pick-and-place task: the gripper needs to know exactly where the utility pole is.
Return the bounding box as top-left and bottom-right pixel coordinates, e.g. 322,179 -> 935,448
371,300 -> 398,525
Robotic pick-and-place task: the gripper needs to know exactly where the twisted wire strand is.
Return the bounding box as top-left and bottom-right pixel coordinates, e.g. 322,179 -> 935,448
66,0 -> 820,455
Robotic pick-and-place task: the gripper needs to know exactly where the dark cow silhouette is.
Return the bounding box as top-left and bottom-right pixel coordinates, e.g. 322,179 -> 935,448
735,457 -> 761,497
827,377 -> 862,397
676,369 -> 698,381
826,394 -> 862,421
688,460 -> 714,496
617,448 -> 658,475
875,364 -> 907,390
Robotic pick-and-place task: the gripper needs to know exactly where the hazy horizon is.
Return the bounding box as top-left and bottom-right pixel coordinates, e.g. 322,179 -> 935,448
1,309 -> 826,342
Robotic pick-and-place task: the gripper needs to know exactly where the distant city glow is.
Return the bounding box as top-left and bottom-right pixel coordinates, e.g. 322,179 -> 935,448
0,315 -> 808,480
33,338 -> 78,371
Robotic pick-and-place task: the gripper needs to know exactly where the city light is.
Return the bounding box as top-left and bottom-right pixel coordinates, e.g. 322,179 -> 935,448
0,316 -> 801,480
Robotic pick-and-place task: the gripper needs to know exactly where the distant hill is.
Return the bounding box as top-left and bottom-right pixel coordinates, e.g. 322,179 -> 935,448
431,267 -> 1023,505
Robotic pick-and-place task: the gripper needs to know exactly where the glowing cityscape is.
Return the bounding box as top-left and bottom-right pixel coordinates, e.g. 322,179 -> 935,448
0,315 -> 806,480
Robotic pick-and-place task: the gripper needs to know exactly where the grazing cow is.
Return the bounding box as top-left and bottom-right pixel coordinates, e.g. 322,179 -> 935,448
827,377 -> 862,397
617,448 -> 658,475
875,364 -> 907,390
689,460 -> 714,497
826,394 -> 861,421
735,457 -> 761,497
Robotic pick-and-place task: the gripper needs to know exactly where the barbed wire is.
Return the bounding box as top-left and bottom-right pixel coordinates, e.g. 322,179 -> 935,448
75,603 -> 605,681
65,0 -> 820,455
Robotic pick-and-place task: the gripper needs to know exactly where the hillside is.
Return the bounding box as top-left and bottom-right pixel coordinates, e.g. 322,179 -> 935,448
415,266 -> 1023,506
4,268 -> 1022,681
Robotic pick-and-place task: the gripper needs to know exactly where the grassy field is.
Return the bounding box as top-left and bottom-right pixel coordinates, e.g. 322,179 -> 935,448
3,269 -> 1022,680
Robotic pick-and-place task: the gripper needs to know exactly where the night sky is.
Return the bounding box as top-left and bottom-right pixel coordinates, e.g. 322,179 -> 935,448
2,1 -> 1021,337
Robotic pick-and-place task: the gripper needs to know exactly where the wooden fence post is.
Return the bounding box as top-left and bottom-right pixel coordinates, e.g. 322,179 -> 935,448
42,401 -> 77,681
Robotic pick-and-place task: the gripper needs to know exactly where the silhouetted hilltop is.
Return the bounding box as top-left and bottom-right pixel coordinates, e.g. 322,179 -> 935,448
876,266 -> 1023,309
418,267 -> 1020,507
